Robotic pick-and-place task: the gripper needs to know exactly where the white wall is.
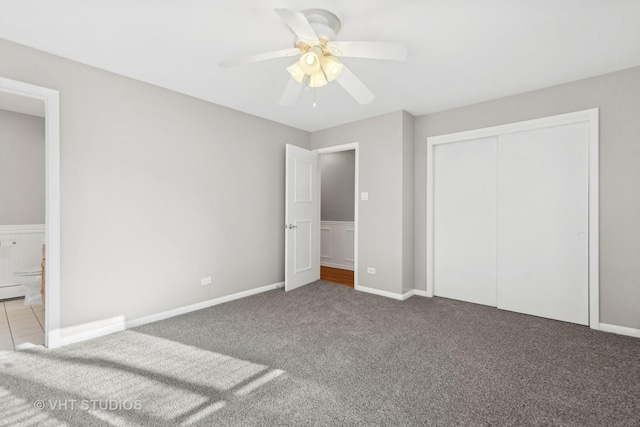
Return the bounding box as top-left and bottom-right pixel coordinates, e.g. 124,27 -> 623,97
414,65 -> 640,330
0,39 -> 310,335
320,151 -> 355,222
0,109 -> 45,224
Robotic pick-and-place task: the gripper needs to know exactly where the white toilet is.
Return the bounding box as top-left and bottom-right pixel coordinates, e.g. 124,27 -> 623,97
14,268 -> 43,305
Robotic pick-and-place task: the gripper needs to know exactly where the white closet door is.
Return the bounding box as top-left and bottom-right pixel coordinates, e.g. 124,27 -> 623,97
434,137 -> 497,306
497,123 -> 589,325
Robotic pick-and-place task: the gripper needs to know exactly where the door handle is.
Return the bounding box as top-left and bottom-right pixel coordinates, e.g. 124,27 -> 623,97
287,224 -> 298,229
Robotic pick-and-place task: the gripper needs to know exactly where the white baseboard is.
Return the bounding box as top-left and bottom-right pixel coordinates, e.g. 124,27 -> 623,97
599,323 -> 640,339
55,317 -> 126,347
320,262 -> 354,271
55,281 -> 284,347
413,290 -> 431,297
401,290 -> 415,300
355,285 -> 414,301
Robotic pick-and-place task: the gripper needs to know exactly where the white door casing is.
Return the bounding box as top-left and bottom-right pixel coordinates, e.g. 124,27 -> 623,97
0,77 -> 61,347
285,144 -> 320,291
314,142 -> 359,289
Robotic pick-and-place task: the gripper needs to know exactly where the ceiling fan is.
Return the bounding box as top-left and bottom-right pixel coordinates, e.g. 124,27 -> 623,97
219,4 -> 407,106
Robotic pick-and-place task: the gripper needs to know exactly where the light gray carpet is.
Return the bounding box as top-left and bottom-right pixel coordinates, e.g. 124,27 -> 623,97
1,281 -> 639,426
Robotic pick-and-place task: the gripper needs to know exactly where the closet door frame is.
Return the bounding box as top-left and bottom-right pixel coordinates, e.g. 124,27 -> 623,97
426,108 -> 599,329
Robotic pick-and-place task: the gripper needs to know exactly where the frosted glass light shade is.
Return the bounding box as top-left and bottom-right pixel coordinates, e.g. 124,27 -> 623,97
287,47 -> 340,88
299,51 -> 321,74
321,56 -> 343,81
286,62 -> 306,83
308,71 -> 328,88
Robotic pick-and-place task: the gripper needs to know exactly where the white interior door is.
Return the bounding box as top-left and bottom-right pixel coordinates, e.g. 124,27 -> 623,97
285,144 -> 320,291
497,123 -> 589,325
434,137 -> 498,306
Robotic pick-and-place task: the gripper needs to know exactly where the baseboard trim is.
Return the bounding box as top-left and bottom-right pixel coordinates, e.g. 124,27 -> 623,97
401,290 -> 415,300
355,285 -> 414,301
56,281 -> 285,347
413,290 -> 431,297
599,323 -> 640,339
320,262 -> 355,271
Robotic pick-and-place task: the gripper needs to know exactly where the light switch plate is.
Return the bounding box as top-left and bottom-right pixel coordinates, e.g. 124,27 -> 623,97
367,267 -> 376,274
361,192 -> 369,201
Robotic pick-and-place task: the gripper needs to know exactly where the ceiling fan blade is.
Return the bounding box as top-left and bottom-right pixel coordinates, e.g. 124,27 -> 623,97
326,41 -> 407,61
336,65 -> 375,105
279,77 -> 305,106
274,8 -> 319,44
219,48 -> 301,68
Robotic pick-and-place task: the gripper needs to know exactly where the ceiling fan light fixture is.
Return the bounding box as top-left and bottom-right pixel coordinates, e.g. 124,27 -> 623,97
298,47 -> 322,74
321,56 -> 343,81
304,53 -> 316,65
286,62 -> 306,83
308,70 -> 328,88
221,6 -> 407,106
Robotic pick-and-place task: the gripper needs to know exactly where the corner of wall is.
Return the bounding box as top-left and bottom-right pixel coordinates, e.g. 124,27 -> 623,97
402,112 -> 415,293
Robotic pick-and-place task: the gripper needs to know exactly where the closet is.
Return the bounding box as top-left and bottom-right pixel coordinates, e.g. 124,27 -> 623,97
427,109 -> 598,326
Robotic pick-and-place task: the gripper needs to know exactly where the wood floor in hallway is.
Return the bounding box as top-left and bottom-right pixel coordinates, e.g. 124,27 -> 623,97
320,266 -> 354,287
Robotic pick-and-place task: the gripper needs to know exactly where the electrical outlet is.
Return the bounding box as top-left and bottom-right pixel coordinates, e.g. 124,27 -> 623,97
361,192 -> 369,201
367,267 -> 376,274
201,276 -> 212,286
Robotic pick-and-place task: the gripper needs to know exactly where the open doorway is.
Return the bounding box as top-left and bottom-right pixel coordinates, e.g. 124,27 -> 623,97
0,92 -> 46,350
316,143 -> 358,288
0,77 -> 60,349
284,142 -> 358,291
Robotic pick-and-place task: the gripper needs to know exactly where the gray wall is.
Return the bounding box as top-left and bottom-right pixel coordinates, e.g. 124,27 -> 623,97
0,109 -> 45,224
0,39 -> 310,335
320,151 -> 355,222
311,111 -> 414,295
402,112 -> 415,294
414,66 -> 640,330
5,36 -> 636,334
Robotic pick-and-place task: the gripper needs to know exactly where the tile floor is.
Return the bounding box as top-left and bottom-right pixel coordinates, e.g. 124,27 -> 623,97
0,299 -> 45,351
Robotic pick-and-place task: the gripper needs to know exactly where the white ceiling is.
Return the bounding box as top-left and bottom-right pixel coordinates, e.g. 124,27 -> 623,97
1,0 -> 639,132
0,91 -> 45,117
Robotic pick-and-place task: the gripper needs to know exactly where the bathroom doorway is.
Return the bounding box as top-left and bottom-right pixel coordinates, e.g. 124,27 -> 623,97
0,92 -> 46,349
316,143 -> 358,288
0,77 -> 61,349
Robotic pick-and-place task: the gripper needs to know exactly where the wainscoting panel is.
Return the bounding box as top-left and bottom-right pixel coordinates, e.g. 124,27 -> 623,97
320,228 -> 331,259
320,221 -> 354,270
0,225 -> 45,298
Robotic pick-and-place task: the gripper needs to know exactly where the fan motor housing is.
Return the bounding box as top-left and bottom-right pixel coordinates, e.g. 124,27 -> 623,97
294,2 -> 342,40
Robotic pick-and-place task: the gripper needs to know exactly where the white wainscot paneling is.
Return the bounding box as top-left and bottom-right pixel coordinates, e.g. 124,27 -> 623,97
320,221 -> 354,270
